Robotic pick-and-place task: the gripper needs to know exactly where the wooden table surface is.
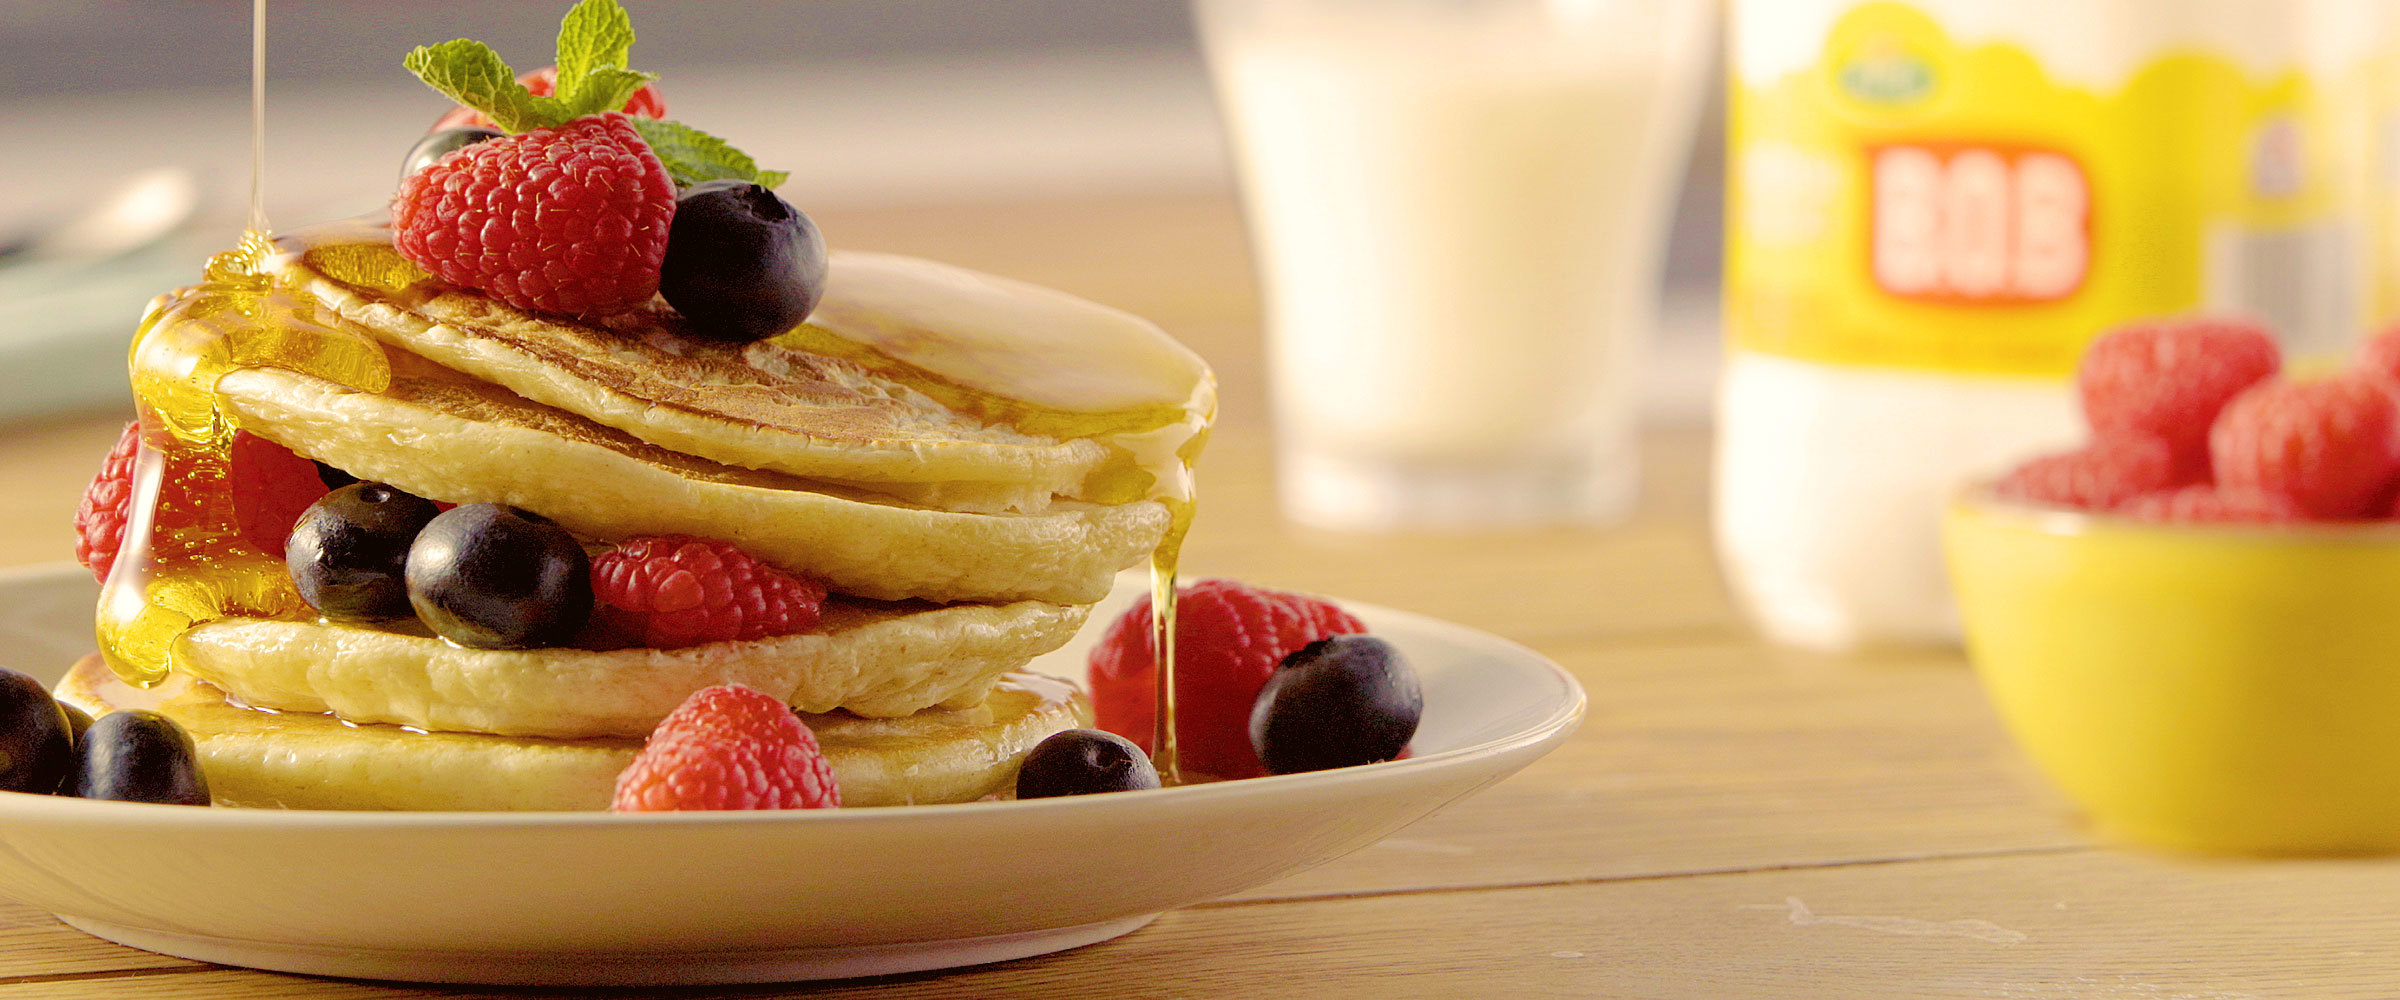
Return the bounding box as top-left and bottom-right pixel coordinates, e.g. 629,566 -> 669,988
2,191 -> 2390,999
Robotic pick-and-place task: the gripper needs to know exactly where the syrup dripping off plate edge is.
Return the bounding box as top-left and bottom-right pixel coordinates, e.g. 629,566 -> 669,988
0,563 -> 1582,985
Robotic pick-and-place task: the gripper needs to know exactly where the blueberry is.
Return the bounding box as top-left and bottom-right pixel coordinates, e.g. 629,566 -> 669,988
70,710 -> 209,805
405,503 -> 591,649
59,701 -> 93,747
287,482 -> 443,620
1248,636 -> 1421,775
314,461 -> 359,491
401,126 -> 504,181
1015,729 -> 1161,798
0,668 -> 72,794
659,180 -> 827,343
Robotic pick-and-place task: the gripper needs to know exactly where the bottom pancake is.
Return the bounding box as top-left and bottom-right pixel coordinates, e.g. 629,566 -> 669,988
56,656 -> 1088,811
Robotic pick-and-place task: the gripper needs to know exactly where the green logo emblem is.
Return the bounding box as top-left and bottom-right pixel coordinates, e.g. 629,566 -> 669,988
1840,45 -> 1934,105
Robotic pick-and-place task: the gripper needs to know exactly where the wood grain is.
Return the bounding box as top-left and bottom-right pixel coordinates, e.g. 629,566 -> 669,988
0,904 -> 200,980
40,848 -> 2400,1000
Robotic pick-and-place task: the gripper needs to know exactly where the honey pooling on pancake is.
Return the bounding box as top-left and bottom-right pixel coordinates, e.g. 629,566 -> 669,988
98,235 -> 392,687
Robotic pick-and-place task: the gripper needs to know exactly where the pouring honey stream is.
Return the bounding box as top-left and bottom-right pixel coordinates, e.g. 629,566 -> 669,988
97,0 -> 392,688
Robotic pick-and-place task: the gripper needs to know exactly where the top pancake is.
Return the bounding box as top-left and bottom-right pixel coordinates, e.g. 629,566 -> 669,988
275,234 -> 1189,515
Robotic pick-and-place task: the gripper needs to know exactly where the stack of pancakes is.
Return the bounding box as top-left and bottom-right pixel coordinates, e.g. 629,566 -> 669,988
63,230 -> 1211,810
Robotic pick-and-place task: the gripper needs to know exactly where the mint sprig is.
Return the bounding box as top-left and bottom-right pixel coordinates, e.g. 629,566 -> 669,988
403,0 -> 785,189
553,0 -> 635,101
402,39 -> 561,134
632,119 -> 789,189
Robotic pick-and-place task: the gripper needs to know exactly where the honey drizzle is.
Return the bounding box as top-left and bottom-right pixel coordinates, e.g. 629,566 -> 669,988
1148,499 -> 1192,785
96,0 -> 392,687
246,0 -> 268,237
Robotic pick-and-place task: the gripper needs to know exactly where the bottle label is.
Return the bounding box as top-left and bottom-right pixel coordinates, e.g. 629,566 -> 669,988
1728,1 -> 2367,375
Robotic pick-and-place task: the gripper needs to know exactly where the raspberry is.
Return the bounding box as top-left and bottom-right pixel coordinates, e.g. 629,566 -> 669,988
228,432 -> 329,555
590,535 -> 827,648
1991,437 -> 2179,511
2077,319 -> 2280,477
72,425 -> 324,583
2357,326 -> 2400,385
1088,578 -> 1366,780
2211,375 -> 2400,519
392,113 -> 676,317
430,67 -> 667,132
73,422 -> 140,583
2120,486 -> 2305,524
611,684 -> 839,812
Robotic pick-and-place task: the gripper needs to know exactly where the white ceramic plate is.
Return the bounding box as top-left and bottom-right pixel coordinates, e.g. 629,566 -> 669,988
0,565 -> 1583,985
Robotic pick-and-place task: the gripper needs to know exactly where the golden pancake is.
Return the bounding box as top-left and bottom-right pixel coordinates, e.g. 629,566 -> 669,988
175,599 -> 1088,736
216,358 -> 1165,606
57,656 -> 1089,810
278,238 -> 1129,514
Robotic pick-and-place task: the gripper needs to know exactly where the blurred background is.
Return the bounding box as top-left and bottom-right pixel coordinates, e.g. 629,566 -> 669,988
0,0 -> 1723,424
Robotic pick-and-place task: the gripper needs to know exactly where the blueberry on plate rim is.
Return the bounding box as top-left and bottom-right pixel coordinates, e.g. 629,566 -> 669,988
1016,728 -> 1161,798
71,709 -> 210,806
1249,635 -> 1421,775
0,667 -> 74,794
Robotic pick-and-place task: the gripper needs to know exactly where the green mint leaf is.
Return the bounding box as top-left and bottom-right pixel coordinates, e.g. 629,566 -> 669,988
559,66 -> 657,120
406,0 -> 664,135
633,118 -> 786,189
404,39 -> 559,133
754,169 -> 790,189
554,0 -> 637,110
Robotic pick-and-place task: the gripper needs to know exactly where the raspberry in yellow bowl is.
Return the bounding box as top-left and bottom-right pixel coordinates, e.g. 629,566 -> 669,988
1944,490 -> 2400,855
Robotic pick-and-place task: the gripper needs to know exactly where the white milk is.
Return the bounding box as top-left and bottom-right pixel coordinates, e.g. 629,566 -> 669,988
1202,1 -> 1711,527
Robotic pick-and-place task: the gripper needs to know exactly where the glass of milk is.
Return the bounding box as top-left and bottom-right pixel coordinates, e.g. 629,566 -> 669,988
1198,0 -> 1713,529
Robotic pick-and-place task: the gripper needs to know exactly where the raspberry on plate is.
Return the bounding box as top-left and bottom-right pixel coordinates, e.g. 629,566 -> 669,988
590,536 -> 828,648
2077,319 -> 2280,477
1088,578 -> 1366,780
2211,375 -> 2400,519
612,684 -> 839,811
74,425 -> 326,583
1991,437 -> 2180,512
391,112 -> 676,317
430,66 -> 666,132
2120,485 -> 2305,525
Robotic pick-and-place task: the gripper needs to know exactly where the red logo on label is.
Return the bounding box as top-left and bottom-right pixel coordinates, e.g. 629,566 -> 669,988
1868,143 -> 2090,304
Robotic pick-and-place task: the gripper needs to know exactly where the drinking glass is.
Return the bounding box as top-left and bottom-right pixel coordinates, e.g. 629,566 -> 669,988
1197,0 -> 1715,528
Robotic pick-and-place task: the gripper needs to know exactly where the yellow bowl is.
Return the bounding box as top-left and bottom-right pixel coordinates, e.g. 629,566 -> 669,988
1945,492 -> 2400,855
